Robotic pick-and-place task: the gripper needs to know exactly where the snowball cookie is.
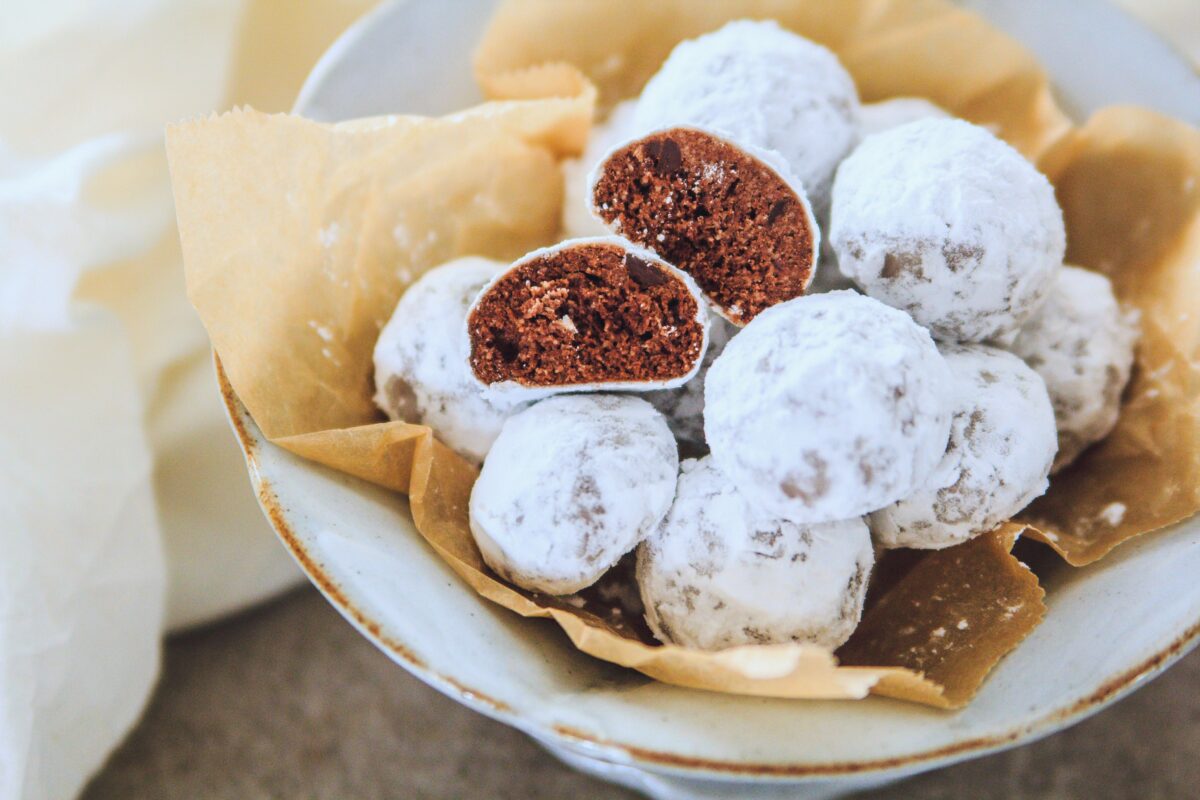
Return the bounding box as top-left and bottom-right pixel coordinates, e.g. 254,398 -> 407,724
705,291 -> 953,524
374,257 -> 526,464
830,118 -> 1065,342
637,456 -> 873,650
467,237 -> 709,403
635,19 -> 859,213
470,394 -> 678,595
870,344 -> 1057,550
813,98 -> 950,296
1008,266 -> 1139,472
561,100 -> 637,239
858,97 -> 950,137
644,317 -> 737,448
591,127 -> 818,325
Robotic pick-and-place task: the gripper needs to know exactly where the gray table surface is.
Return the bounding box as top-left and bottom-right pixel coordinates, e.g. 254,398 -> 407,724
84,585 -> 1199,799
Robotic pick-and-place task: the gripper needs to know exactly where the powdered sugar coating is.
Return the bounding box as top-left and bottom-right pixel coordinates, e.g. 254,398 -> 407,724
373,257 -> 525,464
1008,266 -> 1139,472
637,457 -> 873,650
470,395 -> 678,595
814,99 -> 950,295
644,317 -> 737,448
468,236 -> 711,404
705,291 -> 953,523
858,97 -> 950,137
633,20 -> 859,214
561,100 -> 638,239
830,118 -> 1065,342
871,344 -> 1057,550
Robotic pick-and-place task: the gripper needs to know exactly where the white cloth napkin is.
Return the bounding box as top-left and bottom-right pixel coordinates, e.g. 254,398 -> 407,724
0,1 -> 373,796
0,136 -> 167,800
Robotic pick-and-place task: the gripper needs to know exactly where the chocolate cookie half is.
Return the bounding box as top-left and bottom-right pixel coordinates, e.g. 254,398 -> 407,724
590,127 -> 818,325
467,237 -> 709,401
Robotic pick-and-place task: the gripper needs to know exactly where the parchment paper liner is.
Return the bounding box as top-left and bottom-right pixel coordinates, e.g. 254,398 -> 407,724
169,0 -> 1200,708
1020,109 -> 1200,564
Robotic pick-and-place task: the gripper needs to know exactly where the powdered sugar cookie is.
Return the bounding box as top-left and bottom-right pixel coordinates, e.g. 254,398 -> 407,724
467,237 -> 709,402
830,118 -> 1065,342
470,394 -> 678,595
591,126 -> 818,325
1008,265 -> 1139,471
637,456 -> 873,650
373,256 -> 525,464
635,20 -> 859,214
871,344 -> 1057,549
811,100 -> 949,297
705,291 -> 953,524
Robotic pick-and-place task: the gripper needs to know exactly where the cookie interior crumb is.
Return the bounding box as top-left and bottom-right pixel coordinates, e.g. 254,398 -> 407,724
593,128 -> 815,324
468,241 -> 705,387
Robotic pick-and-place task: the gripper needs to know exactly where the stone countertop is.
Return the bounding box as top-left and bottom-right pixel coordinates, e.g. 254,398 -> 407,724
84,586 -> 1200,799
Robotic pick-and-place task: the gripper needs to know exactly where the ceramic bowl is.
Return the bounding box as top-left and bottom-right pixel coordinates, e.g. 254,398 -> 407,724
222,2 -> 1200,797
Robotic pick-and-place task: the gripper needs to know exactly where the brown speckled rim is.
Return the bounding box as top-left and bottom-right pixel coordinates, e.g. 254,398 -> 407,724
217,357 -> 1200,781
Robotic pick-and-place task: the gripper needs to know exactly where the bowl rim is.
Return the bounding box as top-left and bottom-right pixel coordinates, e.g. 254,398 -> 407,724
249,0 -> 1200,782
217,360 -> 1200,780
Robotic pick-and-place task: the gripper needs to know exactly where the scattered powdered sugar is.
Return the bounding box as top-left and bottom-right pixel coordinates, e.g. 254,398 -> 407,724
705,291 -> 953,524
468,236 -> 711,405
633,20 -> 859,215
470,395 -> 679,595
318,221 -> 340,248
831,118 -> 1065,342
560,100 -> 639,239
644,317 -> 737,448
858,97 -> 950,137
1007,265 -> 1140,472
392,224 -> 410,250
636,456 -> 873,650
391,222 -> 440,262
307,320 -> 334,342
700,162 -> 726,182
870,344 -> 1057,550
1098,502 -> 1127,527
373,256 -> 526,464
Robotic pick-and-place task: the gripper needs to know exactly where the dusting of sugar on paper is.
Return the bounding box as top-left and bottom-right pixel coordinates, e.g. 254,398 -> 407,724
1098,502 -> 1126,527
